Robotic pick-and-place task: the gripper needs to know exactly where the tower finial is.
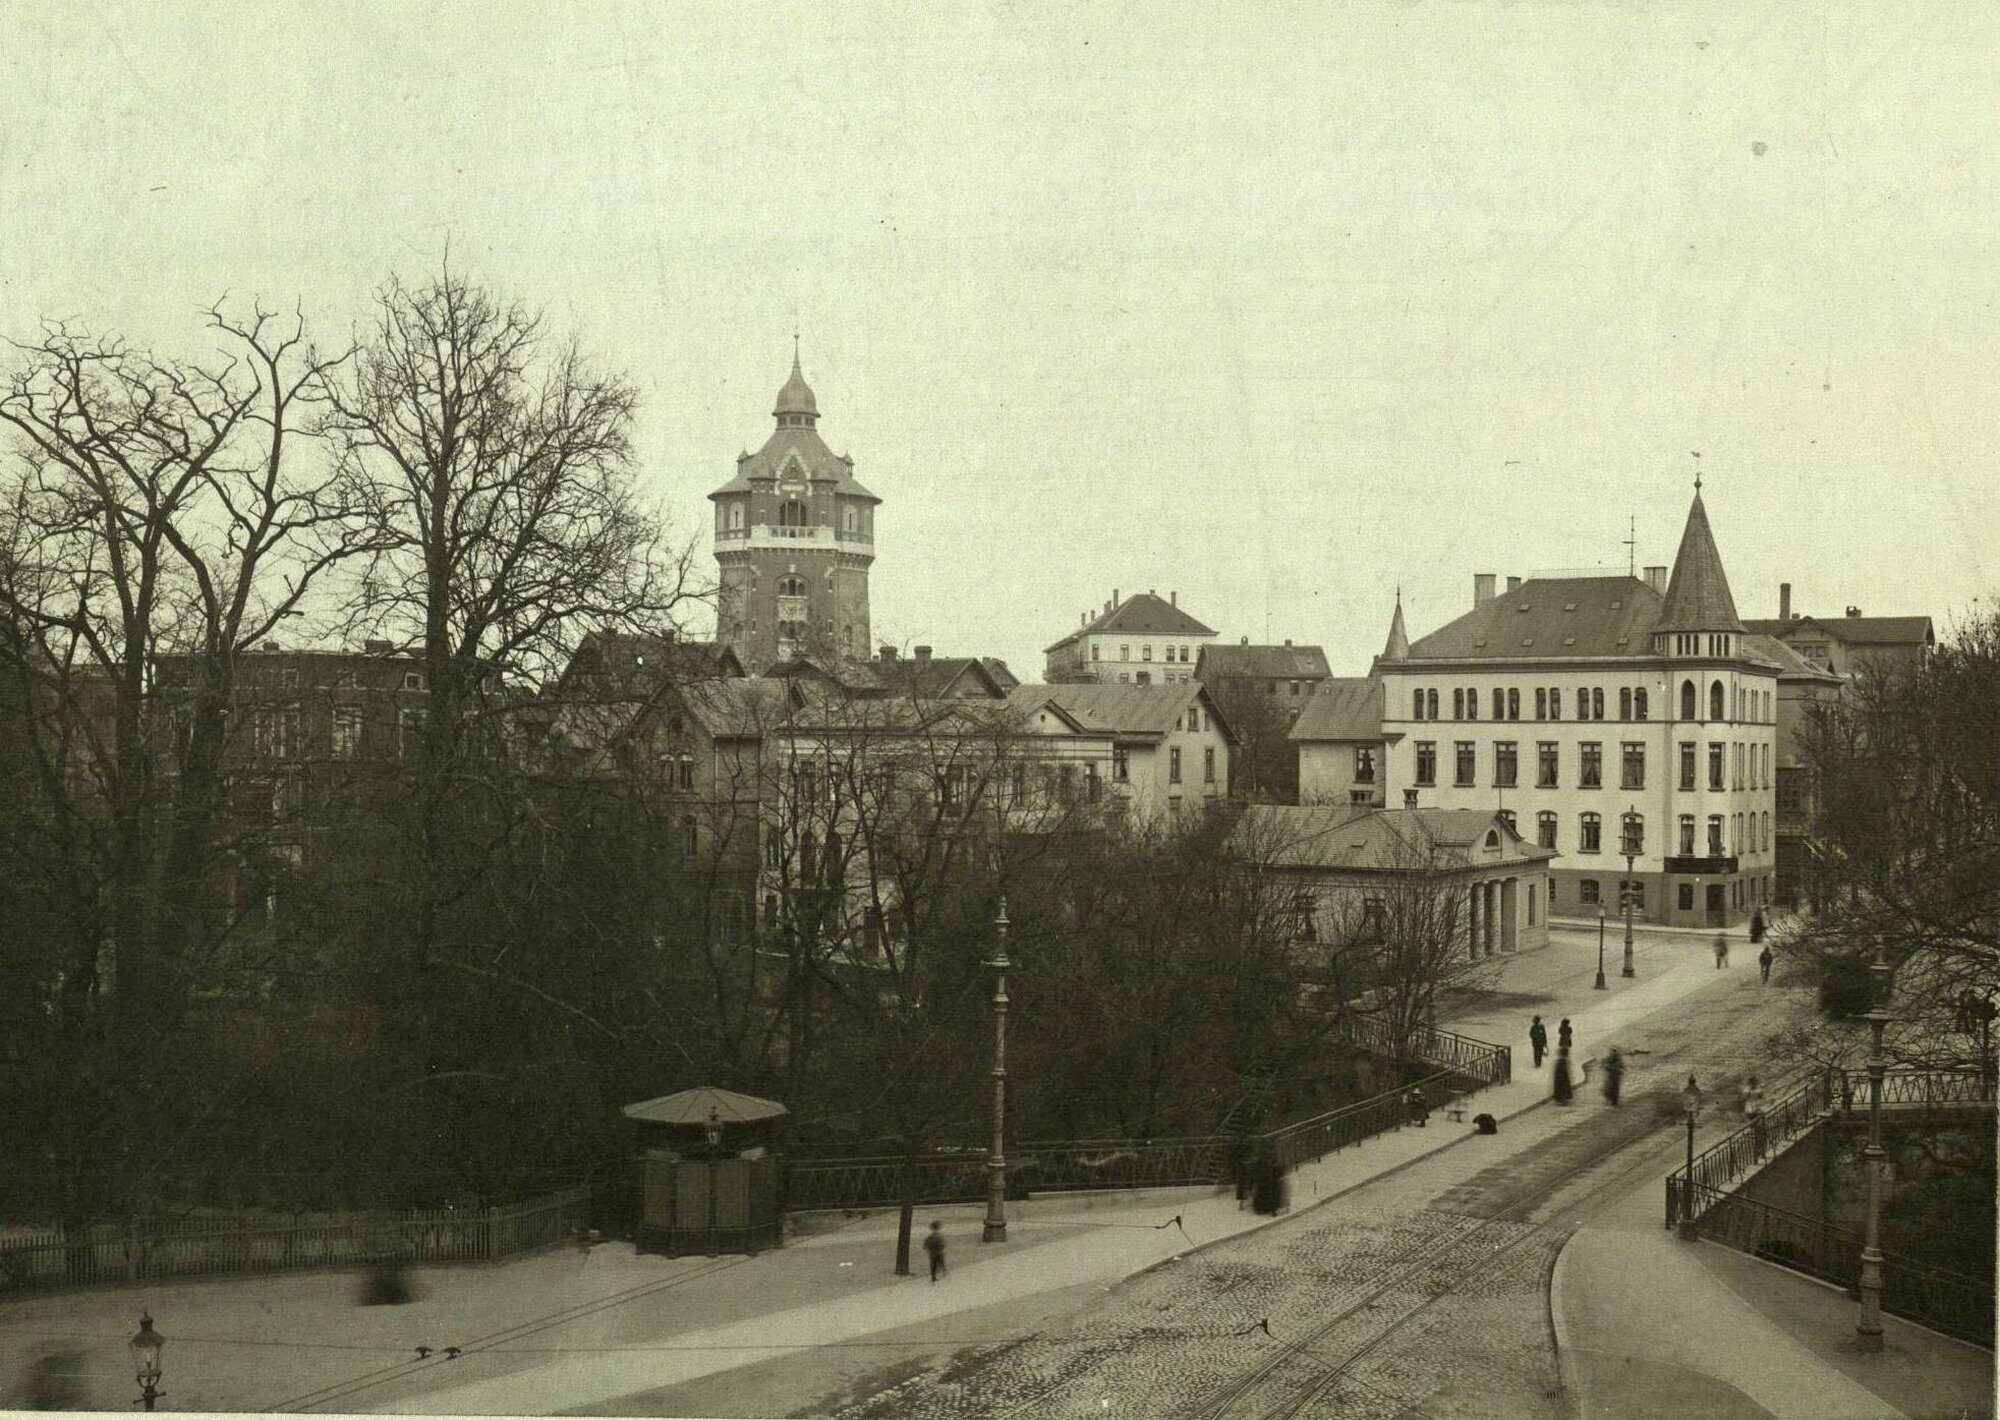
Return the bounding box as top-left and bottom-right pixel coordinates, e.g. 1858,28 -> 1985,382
1691,450 -> 1703,492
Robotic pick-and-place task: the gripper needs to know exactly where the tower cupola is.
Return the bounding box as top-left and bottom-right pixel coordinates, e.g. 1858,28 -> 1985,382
773,353 -> 818,426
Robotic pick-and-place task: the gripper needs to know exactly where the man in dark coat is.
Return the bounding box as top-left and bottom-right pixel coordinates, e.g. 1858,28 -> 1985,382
1557,1018 -> 1573,1053
1602,1047 -> 1624,1106
1528,1015 -> 1548,1068
1759,943 -> 1773,984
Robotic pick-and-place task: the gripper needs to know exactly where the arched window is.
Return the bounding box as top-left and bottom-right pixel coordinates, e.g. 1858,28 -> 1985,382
778,575 -> 805,598
1413,688 -> 1425,720
1426,689 -> 1438,720
1591,688 -> 1604,720
727,502 -> 745,530
1621,811 -> 1644,857
1681,679 -> 1697,720
778,498 -> 808,528
1619,687 -> 1632,720
1635,687 -> 1648,720
1709,680 -> 1725,721
1506,688 -> 1520,720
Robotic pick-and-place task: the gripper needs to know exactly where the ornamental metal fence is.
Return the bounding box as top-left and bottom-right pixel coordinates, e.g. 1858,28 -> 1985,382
0,1186 -> 591,1293
1686,1185 -> 1994,1348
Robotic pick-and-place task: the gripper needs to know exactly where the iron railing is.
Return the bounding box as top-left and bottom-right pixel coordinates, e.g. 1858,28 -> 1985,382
1687,1185 -> 1994,1347
1337,1016 -> 1512,1088
0,1186 -> 592,1292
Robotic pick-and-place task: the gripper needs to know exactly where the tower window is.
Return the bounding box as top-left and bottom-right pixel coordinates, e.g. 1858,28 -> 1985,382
778,499 -> 808,528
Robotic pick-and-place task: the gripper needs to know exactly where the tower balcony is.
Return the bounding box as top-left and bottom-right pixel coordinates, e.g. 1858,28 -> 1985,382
714,524 -> 873,557
777,595 -> 810,622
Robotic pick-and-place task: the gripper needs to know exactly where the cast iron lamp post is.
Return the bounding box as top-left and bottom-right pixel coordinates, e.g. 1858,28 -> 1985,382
1678,1074 -> 1702,1239
1855,949 -> 1892,1353
1621,808 -> 1638,978
982,898 -> 1011,1244
1594,905 -> 1608,990
130,1312 -> 165,1411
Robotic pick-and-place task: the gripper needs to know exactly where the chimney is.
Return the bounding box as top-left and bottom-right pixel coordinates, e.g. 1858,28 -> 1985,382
1283,639 -> 1293,647
1845,606 -> 1861,618
1644,565 -> 1668,595
878,645 -> 897,662
1170,590 -> 1177,607
1240,635 -> 1249,645
1113,588 -> 1119,606
1778,583 -> 1791,621
914,645 -> 933,662
1506,575 -> 1522,593
1474,574 -> 1497,606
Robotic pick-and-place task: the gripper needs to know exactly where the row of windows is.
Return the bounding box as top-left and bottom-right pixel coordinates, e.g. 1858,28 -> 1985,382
1409,680 -> 1772,725
1496,807 -> 1771,857
1110,669 -> 1194,684
1165,746 -> 1220,785
1406,738 -> 1770,792
1579,874 -> 1776,913
718,499 -> 871,535
251,705 -> 427,760
1092,641 -> 1198,664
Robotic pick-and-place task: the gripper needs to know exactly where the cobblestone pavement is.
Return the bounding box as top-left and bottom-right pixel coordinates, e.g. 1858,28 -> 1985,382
822,971 -> 1813,1420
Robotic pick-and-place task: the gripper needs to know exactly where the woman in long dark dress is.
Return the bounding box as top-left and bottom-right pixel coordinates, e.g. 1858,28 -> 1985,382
1552,1046 -> 1575,1105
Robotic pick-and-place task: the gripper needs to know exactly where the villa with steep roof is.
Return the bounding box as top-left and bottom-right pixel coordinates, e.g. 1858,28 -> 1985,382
1371,490 -> 1779,928
1043,589 -> 1217,684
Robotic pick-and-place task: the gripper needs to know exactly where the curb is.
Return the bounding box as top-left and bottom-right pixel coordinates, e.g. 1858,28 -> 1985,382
1547,1229 -> 1585,1420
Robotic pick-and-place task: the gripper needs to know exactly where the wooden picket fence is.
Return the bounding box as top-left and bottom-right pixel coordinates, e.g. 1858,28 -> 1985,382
0,1185 -> 591,1293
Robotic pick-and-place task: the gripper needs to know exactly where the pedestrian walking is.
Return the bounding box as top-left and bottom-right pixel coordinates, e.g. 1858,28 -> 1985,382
1742,1075 -> 1767,1157
1404,1086 -> 1429,1128
1758,943 -> 1773,984
1528,1015 -> 1548,1069
1714,933 -> 1729,969
1251,1149 -> 1286,1216
1557,1018 -> 1573,1053
1552,1047 -> 1575,1105
923,1221 -> 947,1282
1601,1047 -> 1624,1107
1749,908 -> 1766,945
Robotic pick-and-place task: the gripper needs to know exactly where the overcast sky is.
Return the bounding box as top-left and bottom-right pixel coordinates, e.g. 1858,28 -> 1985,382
4,2 -> 1994,677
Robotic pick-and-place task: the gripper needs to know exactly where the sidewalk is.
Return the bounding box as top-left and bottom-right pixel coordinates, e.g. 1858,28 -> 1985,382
1555,1145 -> 1994,1419
0,933 -> 1800,1416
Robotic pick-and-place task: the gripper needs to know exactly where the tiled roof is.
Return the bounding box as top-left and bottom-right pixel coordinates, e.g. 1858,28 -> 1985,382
1739,634 -> 1842,682
678,677 -> 794,737
565,631 -> 743,691
1406,576 -> 1663,660
981,658 -> 1021,690
1655,492 -> 1744,632
1046,592 -> 1215,654
1229,805 -> 1555,871
872,656 -> 1008,700
1008,680 -> 1202,738
1196,643 -> 1332,680
1289,678 -> 1386,742
1743,615 -> 1934,647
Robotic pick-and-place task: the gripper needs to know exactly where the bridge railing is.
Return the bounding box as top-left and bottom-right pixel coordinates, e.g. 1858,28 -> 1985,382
1687,1185 -> 1994,1348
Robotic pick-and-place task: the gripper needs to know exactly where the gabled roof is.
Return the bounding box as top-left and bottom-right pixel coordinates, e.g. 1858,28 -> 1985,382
1010,680 -> 1232,742
1230,805 -> 1556,872
1195,642 -> 1332,680
1655,491 -> 1744,633
678,677 -> 795,738
562,631 -> 744,694
980,658 -> 1021,690
1406,576 -> 1663,660
1045,592 -> 1216,654
872,655 -> 1009,701
1742,615 -> 1935,648
763,656 -> 889,695
1289,678 -> 1386,742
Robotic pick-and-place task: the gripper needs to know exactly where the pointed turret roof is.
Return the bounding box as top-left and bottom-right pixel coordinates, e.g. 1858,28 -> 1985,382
1655,490 -> 1744,632
1381,594 -> 1410,661
774,351 -> 818,420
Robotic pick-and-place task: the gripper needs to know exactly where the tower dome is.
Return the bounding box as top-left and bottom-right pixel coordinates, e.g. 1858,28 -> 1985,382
774,353 -> 818,422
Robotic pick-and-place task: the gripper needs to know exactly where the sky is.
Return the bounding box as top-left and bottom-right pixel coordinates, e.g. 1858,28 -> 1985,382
3,2 -> 1994,679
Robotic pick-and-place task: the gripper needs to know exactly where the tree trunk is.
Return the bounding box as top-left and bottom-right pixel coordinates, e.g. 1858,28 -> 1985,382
893,1147 -> 914,1276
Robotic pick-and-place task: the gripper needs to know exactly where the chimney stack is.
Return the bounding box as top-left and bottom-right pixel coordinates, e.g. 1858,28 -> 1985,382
1644,565 -> 1668,595
878,645 -> 898,662
1474,573 -> 1497,606
1845,606 -> 1861,618
1240,635 -> 1249,645
1283,638 -> 1292,647
1779,582 -> 1791,622
914,645 -> 933,661
1170,590 -> 1177,607
1113,588 -> 1119,606
1506,575 -> 1522,593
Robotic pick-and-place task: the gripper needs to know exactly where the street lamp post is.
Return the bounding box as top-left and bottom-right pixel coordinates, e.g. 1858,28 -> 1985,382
982,898 -> 1011,1244
1856,950 -> 1893,1353
1621,809 -> 1637,978
1678,1074 -> 1702,1239
1594,906 -> 1607,990
130,1312 -> 165,1412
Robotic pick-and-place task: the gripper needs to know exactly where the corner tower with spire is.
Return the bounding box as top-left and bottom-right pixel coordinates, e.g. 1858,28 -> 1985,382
709,352 -> 880,670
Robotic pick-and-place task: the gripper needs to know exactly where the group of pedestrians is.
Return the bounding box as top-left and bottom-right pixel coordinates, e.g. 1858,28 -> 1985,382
1717,909 -> 1775,982
1529,1015 -> 1585,1104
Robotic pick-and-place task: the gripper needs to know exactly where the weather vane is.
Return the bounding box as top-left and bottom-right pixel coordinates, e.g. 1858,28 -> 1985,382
1691,450 -> 1703,491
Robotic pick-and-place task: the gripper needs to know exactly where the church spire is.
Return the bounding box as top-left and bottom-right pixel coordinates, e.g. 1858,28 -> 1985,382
1381,589 -> 1410,661
1656,487 -> 1744,634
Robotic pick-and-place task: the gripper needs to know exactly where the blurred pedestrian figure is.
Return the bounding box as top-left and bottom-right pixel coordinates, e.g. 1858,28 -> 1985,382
19,1349 -> 83,1410
1602,1047 -> 1624,1107
1552,1047 -> 1575,1105
1557,1018 -> 1573,1053
360,1253 -> 413,1305
1714,933 -> 1729,969
1749,909 -> 1766,945
1225,1135 -> 1251,1206
1528,1015 -> 1548,1069
1405,1086 -> 1429,1127
1743,1075 -> 1767,1157
923,1221 -> 947,1282
1758,943 -> 1773,984
1251,1149 -> 1286,1216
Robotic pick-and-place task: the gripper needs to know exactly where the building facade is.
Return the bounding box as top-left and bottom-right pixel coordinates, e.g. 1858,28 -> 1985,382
710,356 -> 880,672
1745,588 -> 1935,681
1009,681 -> 1234,820
1372,492 -> 1780,928
1291,678 -> 1392,808
1043,590 -> 1216,684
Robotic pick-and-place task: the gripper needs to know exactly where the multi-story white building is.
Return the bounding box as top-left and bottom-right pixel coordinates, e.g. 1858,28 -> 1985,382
1043,590 -> 1217,684
1373,490 -> 1780,928
1009,681 -> 1234,820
